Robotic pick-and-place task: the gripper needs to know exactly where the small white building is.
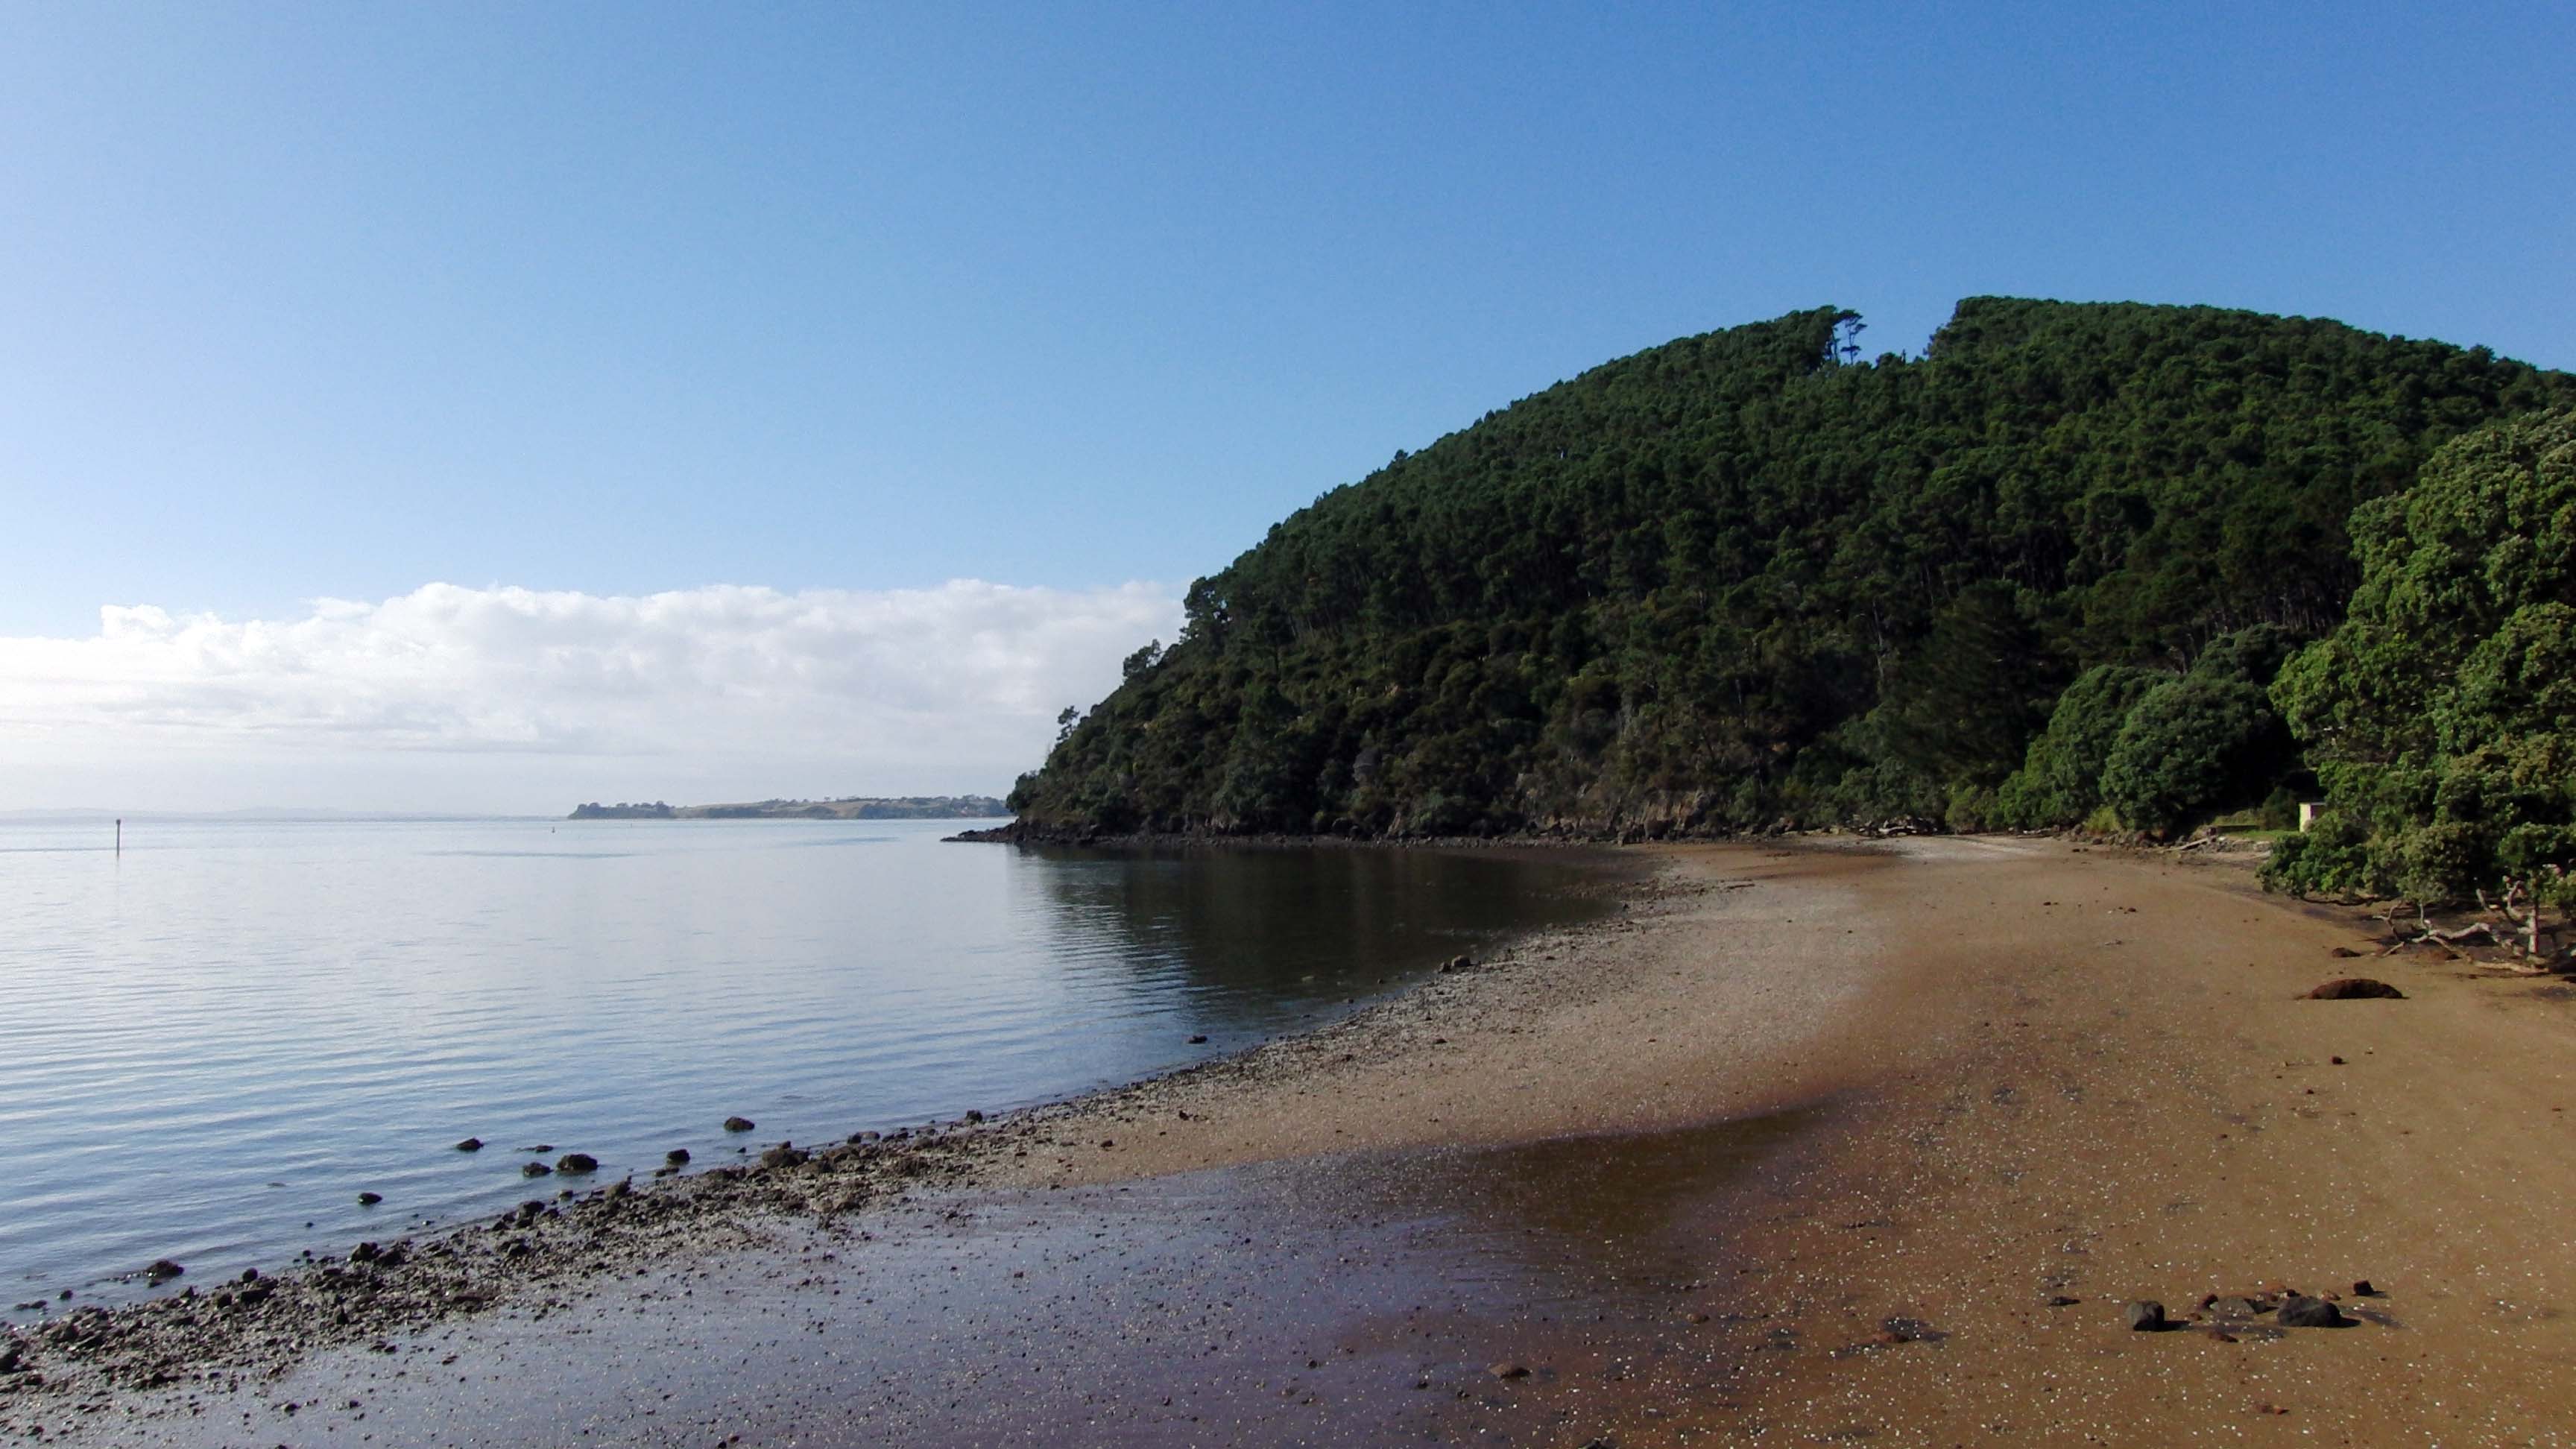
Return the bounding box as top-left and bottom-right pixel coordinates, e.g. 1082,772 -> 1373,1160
2299,801 -> 2327,831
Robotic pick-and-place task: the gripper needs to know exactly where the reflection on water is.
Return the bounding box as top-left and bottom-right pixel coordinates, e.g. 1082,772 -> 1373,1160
0,818 -> 1620,1307
1020,840 -> 1620,1015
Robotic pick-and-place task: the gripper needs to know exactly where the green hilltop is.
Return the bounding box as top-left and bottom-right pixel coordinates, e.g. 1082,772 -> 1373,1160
1006,297 -> 2574,880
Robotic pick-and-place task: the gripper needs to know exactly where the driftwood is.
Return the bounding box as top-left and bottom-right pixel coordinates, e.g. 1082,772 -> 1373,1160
2381,893 -> 2564,973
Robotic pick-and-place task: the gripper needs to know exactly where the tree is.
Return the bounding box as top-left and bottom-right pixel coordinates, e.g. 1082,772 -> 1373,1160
1006,299 -> 2574,839
1995,664 -> 2162,827
2098,675 -> 2285,838
2267,408 -> 2576,958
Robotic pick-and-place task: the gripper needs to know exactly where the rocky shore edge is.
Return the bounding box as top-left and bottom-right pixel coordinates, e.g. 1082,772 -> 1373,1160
0,852 -> 1677,1419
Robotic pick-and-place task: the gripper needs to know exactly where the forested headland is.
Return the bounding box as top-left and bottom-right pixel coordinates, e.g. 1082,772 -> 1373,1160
1004,297 -> 2572,929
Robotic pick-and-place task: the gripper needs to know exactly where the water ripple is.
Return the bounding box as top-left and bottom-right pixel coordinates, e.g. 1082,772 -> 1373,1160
0,817 -> 1610,1304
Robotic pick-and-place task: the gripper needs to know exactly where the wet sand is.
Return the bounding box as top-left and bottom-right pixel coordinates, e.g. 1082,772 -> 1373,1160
22,836 -> 2576,1445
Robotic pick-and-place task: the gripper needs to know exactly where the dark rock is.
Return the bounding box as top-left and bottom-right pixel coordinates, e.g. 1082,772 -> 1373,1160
664,1149 -> 690,1166
722,1117 -> 756,1132
2329,947 -> 2364,958
522,1161 -> 552,1178
2045,1295 -> 2081,1307
1187,1034 -> 1208,1044
1487,1361 -> 1529,1379
2352,1279 -> 2377,1296
522,1144 -> 554,1153
348,1243 -> 379,1263
2279,1294 -> 2350,1328
142,1260 -> 183,1284
1441,955 -> 1474,973
2304,977 -> 2405,1000
356,1191 -> 382,1205
239,1269 -> 259,1283
760,1144 -> 808,1169
2123,1300 -> 2167,1331
2331,1055 -> 2346,1064
964,1110 -> 985,1123
605,1178 -> 633,1199
455,1137 -> 483,1152
555,1152 -> 599,1174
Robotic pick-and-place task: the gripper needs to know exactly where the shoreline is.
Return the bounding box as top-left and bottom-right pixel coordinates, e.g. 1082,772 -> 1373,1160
19,836 -> 2576,1443
0,839 -> 1676,1420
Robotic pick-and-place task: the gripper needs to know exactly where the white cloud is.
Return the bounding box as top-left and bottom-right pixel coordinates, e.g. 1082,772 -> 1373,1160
0,581 -> 1181,811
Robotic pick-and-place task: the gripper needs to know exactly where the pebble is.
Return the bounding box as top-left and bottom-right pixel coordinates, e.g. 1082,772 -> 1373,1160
1488,1361 -> 1530,1379
723,1117 -> 756,1133
2123,1300 -> 2166,1331
454,1137 -> 483,1152
665,1149 -> 691,1166
522,1161 -> 552,1178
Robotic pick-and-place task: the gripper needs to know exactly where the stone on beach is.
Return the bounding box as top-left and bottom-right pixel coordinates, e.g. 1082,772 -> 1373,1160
665,1149 -> 690,1166
454,1137 -> 483,1152
2304,976 -> 2405,1000
356,1192 -> 382,1205
2279,1295 -> 2352,1328
555,1153 -> 599,1174
522,1161 -> 552,1178
142,1260 -> 183,1284
2123,1300 -> 2167,1331
723,1117 -> 756,1132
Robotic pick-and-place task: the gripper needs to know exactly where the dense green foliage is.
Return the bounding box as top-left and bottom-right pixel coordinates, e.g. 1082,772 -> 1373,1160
2265,408 -> 2576,918
1013,298 -> 2572,837
1994,666 -> 2163,827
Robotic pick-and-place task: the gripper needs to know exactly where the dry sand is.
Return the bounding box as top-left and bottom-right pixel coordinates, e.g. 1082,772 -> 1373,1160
24,835 -> 2576,1445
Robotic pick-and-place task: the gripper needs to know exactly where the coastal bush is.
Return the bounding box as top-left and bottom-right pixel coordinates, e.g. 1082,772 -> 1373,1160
1012,298 -> 2574,837
1995,665 -> 2164,828
2099,676 -> 2288,838
1943,782 -> 1999,833
2267,408 -> 2576,932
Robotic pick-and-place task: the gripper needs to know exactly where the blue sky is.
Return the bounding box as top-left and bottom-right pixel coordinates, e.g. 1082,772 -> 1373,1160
0,2 -> 2569,808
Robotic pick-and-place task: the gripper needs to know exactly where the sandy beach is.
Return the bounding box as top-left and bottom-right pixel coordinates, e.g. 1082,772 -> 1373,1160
16,835 -> 2576,1445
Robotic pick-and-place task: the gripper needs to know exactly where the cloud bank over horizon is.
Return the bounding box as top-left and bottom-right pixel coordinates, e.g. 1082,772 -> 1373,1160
0,580 -> 1182,813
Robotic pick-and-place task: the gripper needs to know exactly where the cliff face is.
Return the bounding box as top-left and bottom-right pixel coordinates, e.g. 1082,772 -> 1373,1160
1008,297 -> 2575,839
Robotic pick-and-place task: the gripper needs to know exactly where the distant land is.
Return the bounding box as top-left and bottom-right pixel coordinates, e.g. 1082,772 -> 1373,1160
568,795 -> 1010,821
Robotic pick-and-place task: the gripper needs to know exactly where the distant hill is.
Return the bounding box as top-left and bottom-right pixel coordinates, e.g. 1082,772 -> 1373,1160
569,796 -> 1008,821
1005,296 -> 2575,839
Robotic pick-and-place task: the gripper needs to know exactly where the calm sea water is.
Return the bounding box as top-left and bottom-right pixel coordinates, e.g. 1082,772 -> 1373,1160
0,817 -> 1615,1308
